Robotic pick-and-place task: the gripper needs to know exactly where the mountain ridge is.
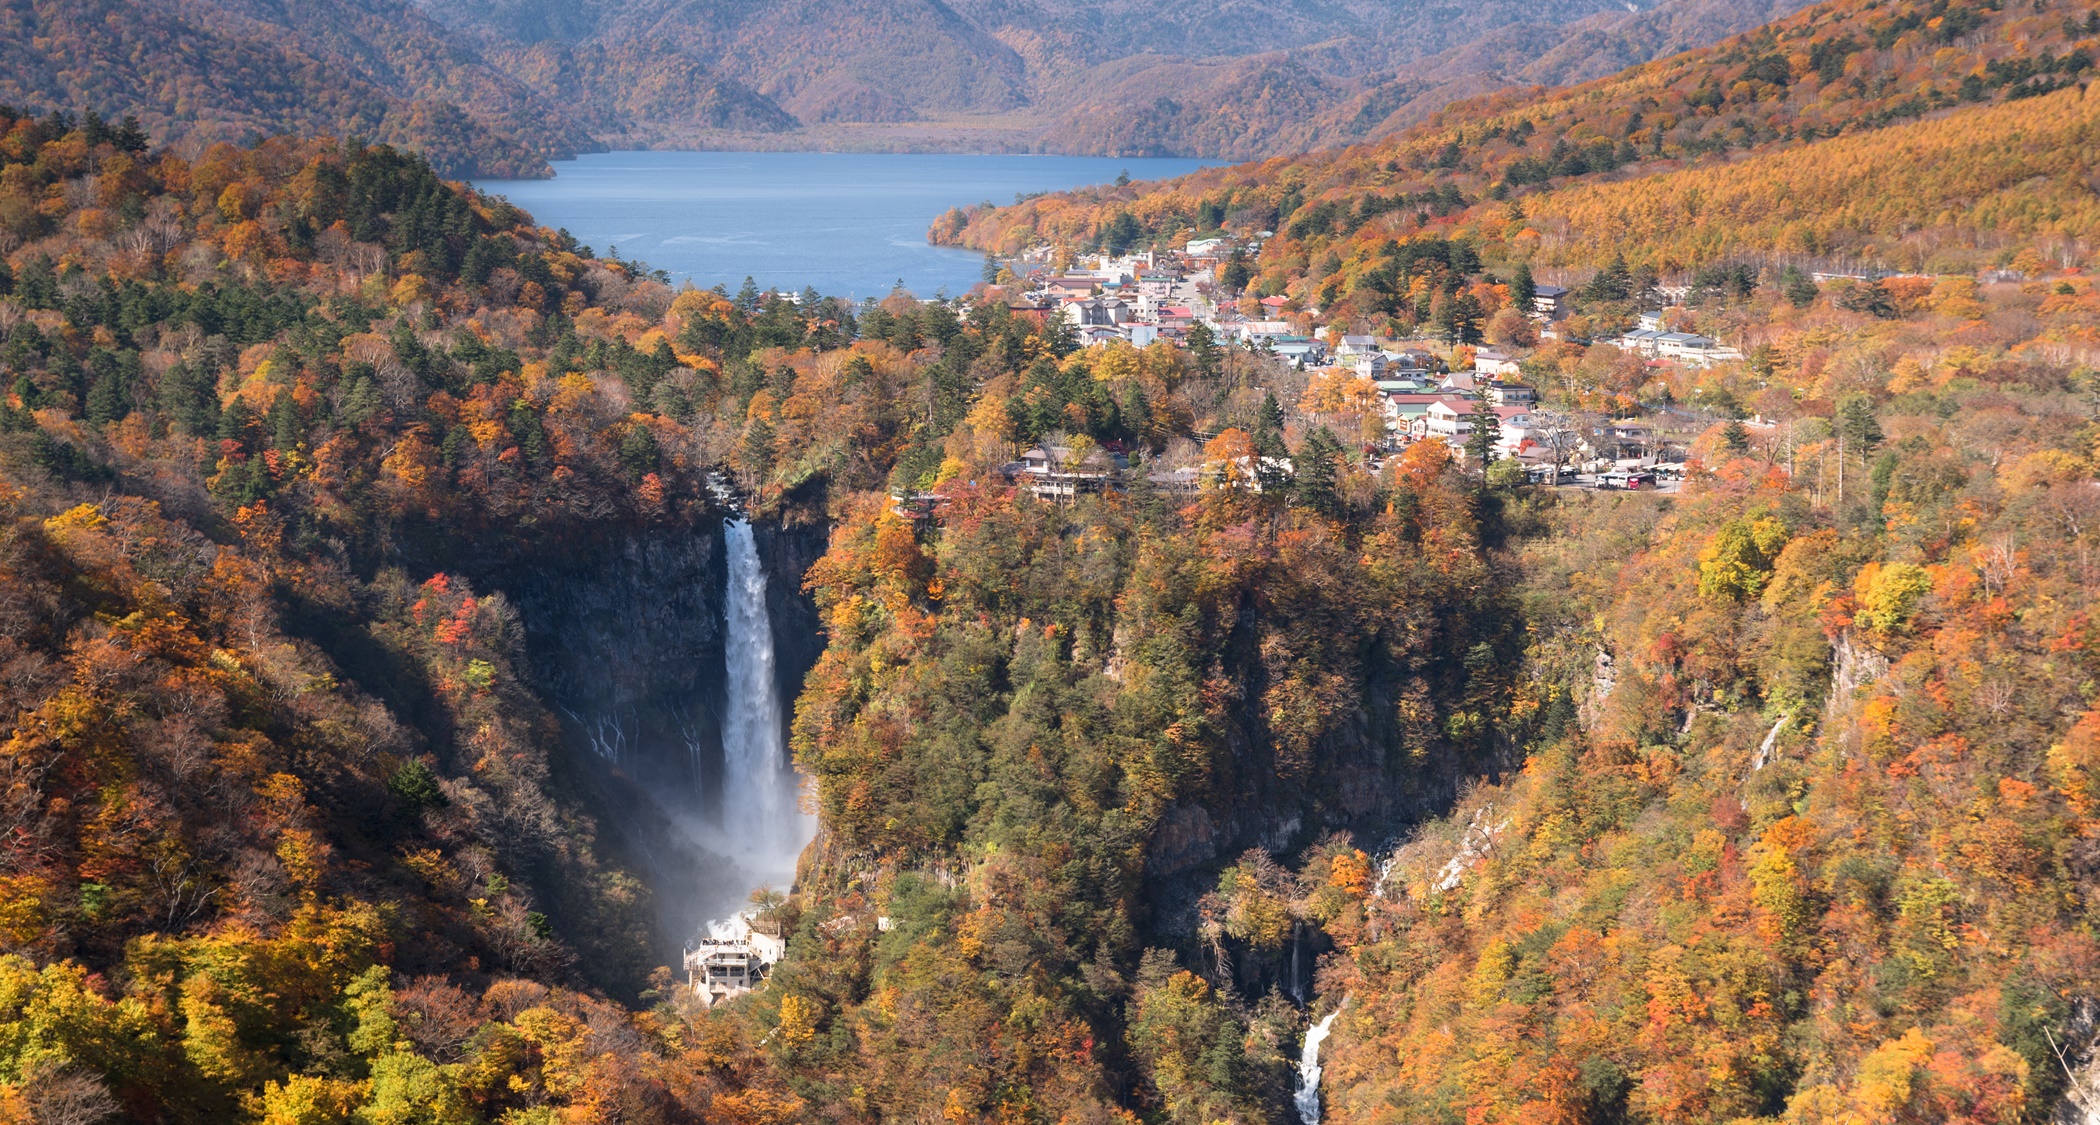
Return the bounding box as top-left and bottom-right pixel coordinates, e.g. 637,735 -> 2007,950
0,0 -> 1837,173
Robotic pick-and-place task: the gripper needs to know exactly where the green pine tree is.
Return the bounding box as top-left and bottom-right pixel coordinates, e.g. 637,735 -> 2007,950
1254,392 -> 1288,460
1782,266 -> 1819,308
1722,419 -> 1751,454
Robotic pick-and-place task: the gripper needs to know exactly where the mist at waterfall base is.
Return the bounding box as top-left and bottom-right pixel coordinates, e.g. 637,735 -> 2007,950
690,520 -> 815,931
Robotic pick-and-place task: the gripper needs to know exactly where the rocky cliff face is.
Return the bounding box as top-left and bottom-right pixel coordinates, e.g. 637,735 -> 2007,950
471,516 -> 828,964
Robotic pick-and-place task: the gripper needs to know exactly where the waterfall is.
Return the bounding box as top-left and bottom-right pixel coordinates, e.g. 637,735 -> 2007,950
1295,1007 -> 1341,1125
717,519 -> 814,897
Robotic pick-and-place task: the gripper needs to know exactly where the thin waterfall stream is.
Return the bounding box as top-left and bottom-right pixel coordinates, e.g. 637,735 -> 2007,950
713,519 -> 815,920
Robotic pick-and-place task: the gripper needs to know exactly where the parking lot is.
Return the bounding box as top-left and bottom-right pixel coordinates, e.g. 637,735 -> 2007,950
1528,468 -> 1685,494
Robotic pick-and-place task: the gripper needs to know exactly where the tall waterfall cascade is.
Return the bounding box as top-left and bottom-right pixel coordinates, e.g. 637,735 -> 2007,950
1296,1007 -> 1341,1125
716,520 -> 816,901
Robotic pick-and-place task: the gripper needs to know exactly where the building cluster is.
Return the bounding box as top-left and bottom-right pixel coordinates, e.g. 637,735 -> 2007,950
959,245 -> 1752,496
1607,312 -> 1745,368
1001,239 -> 1334,366
992,247 -> 1743,378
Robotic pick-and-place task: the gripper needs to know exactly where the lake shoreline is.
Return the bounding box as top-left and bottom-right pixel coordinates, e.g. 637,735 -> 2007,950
472,151 -> 1215,299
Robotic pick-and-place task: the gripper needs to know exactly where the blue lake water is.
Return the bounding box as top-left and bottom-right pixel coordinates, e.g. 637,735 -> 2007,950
472,151 -> 1214,300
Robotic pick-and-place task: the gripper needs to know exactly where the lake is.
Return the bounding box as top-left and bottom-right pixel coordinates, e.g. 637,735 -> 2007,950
473,151 -> 1215,300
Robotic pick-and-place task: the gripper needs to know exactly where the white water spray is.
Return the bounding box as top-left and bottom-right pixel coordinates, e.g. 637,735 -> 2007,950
717,519 -> 814,895
1296,1007 -> 1341,1124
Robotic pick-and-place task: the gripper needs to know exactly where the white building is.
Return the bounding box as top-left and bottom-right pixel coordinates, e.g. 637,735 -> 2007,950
1612,328 -> 1744,367
684,916 -> 787,1010
1473,347 -> 1522,377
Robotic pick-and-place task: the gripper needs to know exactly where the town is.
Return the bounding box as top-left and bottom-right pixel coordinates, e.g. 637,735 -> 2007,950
933,235 -> 1793,502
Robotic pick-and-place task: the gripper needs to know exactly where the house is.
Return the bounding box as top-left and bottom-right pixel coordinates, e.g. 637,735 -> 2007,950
1486,381 -> 1537,406
1473,347 -> 1522,377
1663,337 -> 1743,367
1044,276 -> 1102,300
1353,352 -> 1389,379
1125,324 -> 1160,347
1137,270 -> 1180,300
1532,284 -> 1569,320
1271,338 -> 1326,366
1439,370 -> 1478,392
1424,397 -> 1483,442
1613,327 -> 1667,355
1076,325 -> 1123,346
1392,347 -> 1439,373
1064,298 -> 1132,328
1258,295 -> 1292,317
1375,374 -> 1437,395
1203,454 -> 1295,492
1004,444 -> 1129,502
1147,465 -> 1204,494
1186,237 -> 1230,258
1383,392 -> 1457,434
1612,328 -> 1743,367
1334,335 -> 1380,358
1492,405 -> 1536,455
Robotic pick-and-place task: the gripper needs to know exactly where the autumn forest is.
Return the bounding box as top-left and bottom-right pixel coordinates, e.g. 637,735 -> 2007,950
4,0 -> 2100,1121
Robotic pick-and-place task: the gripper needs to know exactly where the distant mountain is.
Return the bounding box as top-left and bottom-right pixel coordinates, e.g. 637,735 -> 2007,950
0,0 -> 601,176
421,0 -> 1034,124
412,0 -> 1825,157
940,0 -> 2100,282
1034,0 -> 1820,156
0,0 -> 1833,171
483,40 -> 798,138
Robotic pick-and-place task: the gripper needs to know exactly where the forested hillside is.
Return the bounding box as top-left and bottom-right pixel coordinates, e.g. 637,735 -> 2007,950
6,0 -> 2100,1108
0,0 -> 597,177
911,1 -> 2100,1118
0,103 -> 1510,1122
1319,365 -> 2100,1125
942,0 -> 2100,274
1029,0 -> 1817,156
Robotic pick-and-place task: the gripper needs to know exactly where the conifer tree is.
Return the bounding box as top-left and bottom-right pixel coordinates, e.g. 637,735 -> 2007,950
1254,392 -> 1288,460
1187,322 -> 1221,379
1510,262 -> 1536,310
1722,419 -> 1751,454
1781,266 -> 1819,308
1465,393 -> 1501,472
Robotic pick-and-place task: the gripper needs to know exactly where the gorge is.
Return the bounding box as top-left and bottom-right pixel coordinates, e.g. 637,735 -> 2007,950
6,34 -> 2100,1118
468,514 -> 828,963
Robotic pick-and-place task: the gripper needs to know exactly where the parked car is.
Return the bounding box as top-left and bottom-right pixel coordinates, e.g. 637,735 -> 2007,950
1597,471 -> 1658,490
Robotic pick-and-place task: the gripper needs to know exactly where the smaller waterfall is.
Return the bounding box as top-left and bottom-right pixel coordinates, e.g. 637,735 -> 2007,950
1296,1007 -> 1341,1125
